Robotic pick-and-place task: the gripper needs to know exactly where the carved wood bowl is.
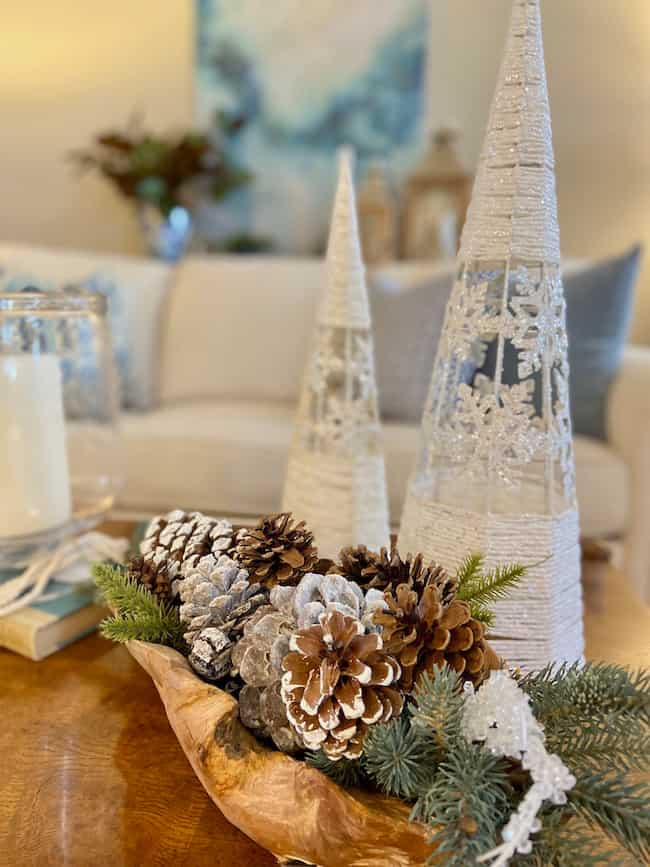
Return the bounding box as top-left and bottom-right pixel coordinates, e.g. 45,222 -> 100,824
126,640 -> 435,867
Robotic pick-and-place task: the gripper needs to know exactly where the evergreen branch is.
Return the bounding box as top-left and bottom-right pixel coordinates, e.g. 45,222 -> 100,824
456,562 -> 527,608
455,553 -> 484,593
410,666 -> 464,755
551,726 -> 650,775
511,813 -> 620,866
412,744 -> 513,866
469,603 -> 495,628
93,562 -> 186,652
306,752 -> 367,789
363,717 -> 438,800
568,771 -> 650,862
518,663 -> 650,731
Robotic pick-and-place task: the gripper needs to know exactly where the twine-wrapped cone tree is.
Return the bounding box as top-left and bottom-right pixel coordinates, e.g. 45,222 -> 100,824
282,150 -> 390,560
398,0 -> 584,671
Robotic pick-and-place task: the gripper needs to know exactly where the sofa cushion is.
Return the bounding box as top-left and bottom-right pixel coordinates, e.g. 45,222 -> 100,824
0,243 -> 172,410
159,256 -> 323,406
115,401 -> 628,539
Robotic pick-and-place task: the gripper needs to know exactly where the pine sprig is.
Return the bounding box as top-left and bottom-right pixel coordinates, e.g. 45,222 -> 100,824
410,667 -> 464,755
363,718 -> 438,799
511,813 -> 620,866
93,562 -> 187,652
412,744 -> 513,867
456,560 -> 527,610
306,752 -> 367,789
553,727 -> 650,775
518,663 -> 650,733
568,772 -> 650,862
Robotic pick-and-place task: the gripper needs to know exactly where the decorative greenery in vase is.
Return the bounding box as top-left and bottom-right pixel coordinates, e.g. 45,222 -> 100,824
70,112 -> 255,260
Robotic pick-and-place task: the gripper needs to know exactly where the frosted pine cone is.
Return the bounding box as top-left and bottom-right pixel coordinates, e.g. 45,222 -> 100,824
281,610 -> 403,761
236,512 -> 319,588
374,585 -> 498,691
231,609 -> 304,753
180,554 -> 268,682
336,545 -> 455,602
270,572 -> 386,632
140,510 -> 234,599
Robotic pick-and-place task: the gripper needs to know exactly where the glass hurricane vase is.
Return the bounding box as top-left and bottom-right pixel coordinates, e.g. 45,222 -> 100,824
0,292 -> 123,566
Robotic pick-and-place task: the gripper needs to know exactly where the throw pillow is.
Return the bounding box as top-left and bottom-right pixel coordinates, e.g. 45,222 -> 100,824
476,245 -> 642,440
369,268 -> 456,423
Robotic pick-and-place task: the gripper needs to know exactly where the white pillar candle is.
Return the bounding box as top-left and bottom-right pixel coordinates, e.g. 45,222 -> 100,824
0,354 -> 72,537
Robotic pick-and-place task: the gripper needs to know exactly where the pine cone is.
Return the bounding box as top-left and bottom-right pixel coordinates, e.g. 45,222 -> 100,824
281,610 -> 403,760
180,555 -> 268,681
232,609 -> 304,753
236,512 -> 319,588
374,585 -> 495,691
336,546 -> 456,602
271,572 -> 386,632
126,555 -> 174,604
140,510 -> 235,598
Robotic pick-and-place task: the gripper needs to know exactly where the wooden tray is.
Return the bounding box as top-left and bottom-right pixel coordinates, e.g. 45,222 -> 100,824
126,640 -> 434,867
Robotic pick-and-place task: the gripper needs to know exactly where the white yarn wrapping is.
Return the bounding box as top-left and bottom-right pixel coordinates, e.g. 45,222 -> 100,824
399,497 -> 584,671
460,0 -> 560,264
283,149 -> 390,557
283,447 -> 390,561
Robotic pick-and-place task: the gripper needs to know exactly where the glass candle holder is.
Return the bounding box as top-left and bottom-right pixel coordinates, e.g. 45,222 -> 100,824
0,292 -> 123,566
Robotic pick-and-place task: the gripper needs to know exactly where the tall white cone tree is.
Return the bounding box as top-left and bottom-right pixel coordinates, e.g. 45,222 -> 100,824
282,150 -> 390,560
398,0 -> 584,670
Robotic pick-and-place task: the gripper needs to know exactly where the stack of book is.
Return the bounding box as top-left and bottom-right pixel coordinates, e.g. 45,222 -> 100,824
0,570 -> 105,660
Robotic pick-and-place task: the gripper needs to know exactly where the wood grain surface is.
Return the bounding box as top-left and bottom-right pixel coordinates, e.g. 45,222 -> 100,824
1,566 -> 648,867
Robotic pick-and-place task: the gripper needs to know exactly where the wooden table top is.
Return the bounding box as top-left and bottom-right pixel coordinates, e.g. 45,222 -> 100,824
1,567 -> 649,867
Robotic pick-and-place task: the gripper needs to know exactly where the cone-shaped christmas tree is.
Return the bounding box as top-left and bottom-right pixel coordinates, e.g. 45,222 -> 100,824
398,0 -> 584,670
282,150 -> 390,559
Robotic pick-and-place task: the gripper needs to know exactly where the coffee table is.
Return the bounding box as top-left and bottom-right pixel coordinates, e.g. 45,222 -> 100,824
1,557 -> 648,866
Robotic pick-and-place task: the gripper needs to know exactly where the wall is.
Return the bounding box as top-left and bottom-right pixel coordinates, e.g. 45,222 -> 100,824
1,1 -> 649,340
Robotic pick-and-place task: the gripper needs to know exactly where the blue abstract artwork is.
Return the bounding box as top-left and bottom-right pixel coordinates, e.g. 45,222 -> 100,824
196,0 -> 428,253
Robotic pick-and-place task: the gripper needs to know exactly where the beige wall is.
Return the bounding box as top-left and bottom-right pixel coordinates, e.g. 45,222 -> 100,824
1,1 -> 649,340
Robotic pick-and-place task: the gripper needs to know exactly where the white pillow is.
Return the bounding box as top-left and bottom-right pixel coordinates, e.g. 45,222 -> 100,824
0,243 -> 172,409
160,255 -> 324,405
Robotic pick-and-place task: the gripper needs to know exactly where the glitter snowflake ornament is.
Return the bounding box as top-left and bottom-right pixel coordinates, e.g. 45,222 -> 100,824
398,0 -> 584,670
282,149 -> 390,559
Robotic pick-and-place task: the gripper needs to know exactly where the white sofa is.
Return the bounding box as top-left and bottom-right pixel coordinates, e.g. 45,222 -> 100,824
1,244 -> 649,601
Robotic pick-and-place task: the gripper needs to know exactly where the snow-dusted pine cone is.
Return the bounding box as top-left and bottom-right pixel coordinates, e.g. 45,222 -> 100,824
231,609 -> 304,753
281,610 -> 403,761
270,572 -> 386,632
179,555 -> 268,682
336,545 -> 456,602
235,512 -> 319,588
139,510 -> 234,599
373,585 -> 498,691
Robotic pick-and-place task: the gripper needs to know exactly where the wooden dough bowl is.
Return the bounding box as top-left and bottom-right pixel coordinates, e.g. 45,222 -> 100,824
127,640 -> 437,867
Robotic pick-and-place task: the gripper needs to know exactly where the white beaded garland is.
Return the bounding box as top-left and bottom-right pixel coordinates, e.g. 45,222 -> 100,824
462,670 -> 575,866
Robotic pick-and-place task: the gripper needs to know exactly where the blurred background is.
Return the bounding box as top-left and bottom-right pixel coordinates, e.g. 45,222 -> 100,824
1,1 -> 648,336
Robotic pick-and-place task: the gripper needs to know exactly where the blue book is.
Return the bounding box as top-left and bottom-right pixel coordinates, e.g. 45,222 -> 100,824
0,569 -> 106,660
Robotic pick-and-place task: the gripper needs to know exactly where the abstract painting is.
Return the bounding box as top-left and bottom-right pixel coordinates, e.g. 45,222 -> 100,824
196,0 -> 429,253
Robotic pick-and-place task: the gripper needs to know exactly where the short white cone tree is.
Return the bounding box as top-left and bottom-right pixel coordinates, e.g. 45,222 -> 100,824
398,0 -> 584,670
282,150 -> 390,560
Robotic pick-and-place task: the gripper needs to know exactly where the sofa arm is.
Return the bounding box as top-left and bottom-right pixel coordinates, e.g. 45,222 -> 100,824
607,345 -> 650,601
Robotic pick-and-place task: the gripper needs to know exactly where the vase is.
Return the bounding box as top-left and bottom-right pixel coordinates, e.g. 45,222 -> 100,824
137,204 -> 193,262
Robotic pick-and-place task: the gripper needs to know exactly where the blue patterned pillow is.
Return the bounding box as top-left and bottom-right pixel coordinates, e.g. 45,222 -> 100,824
476,246 -> 642,441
